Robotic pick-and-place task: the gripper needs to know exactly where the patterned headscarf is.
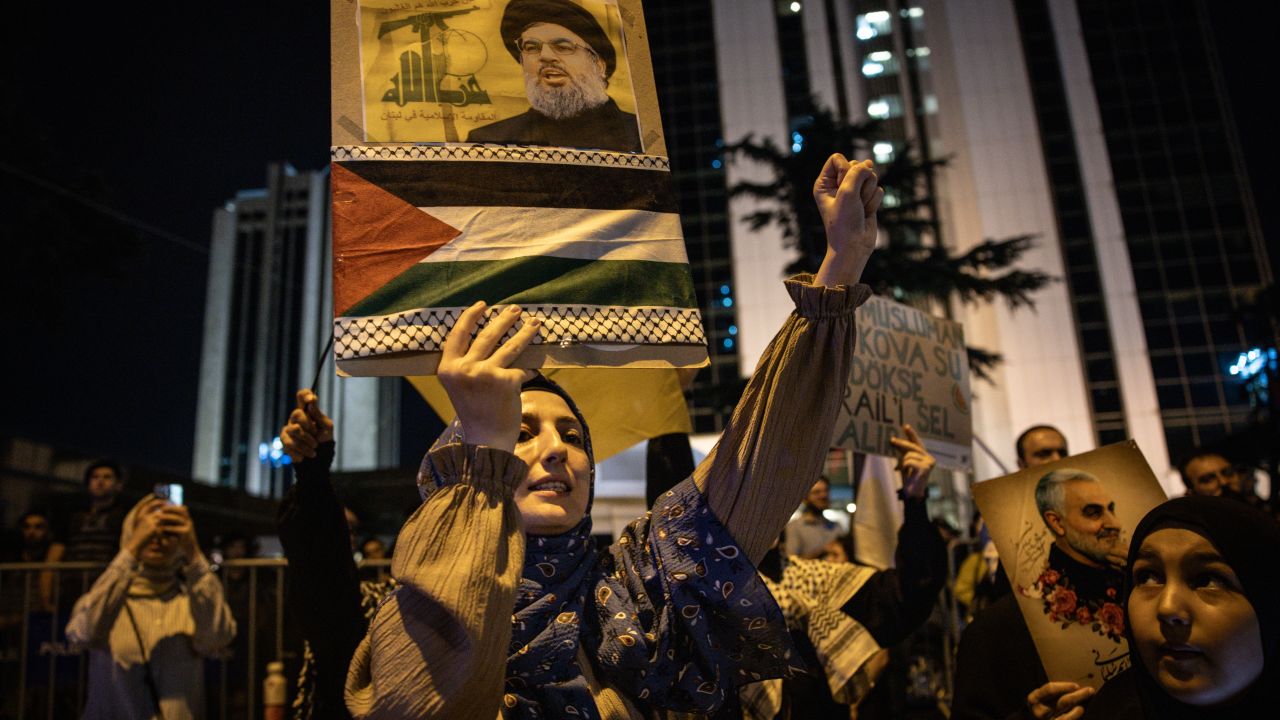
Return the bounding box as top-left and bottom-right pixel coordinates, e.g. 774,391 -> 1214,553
422,374 -> 794,718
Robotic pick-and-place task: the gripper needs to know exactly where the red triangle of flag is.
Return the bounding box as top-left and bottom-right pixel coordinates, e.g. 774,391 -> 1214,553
331,163 -> 461,316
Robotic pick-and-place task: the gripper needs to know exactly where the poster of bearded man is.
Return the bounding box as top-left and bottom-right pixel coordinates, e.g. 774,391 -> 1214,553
348,0 -> 649,152
330,0 -> 705,376
973,442 -> 1167,689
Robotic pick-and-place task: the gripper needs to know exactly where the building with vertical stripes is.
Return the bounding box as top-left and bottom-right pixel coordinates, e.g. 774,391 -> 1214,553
645,0 -> 1271,490
192,164 -> 400,497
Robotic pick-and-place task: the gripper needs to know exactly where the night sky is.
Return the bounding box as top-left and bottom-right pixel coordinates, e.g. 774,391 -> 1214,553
2,2 -> 1274,476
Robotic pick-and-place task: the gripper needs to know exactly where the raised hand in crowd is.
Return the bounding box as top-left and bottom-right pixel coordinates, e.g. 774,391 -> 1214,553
126,497 -> 201,563
436,301 -> 541,451
1025,680 -> 1094,720
813,155 -> 883,288
281,388 -> 335,462
890,423 -> 936,499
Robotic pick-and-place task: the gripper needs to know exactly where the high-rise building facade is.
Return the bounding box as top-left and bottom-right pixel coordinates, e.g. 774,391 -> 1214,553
192,164 -> 400,497
643,0 -> 1270,489
644,1 -> 742,434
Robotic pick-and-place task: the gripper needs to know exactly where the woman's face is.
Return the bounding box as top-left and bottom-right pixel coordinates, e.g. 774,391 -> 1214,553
512,391 -> 592,536
135,514 -> 179,569
1128,527 -> 1264,705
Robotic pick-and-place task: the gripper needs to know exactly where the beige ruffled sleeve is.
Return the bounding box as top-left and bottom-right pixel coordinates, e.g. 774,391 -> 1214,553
693,274 -> 869,564
345,443 -> 528,720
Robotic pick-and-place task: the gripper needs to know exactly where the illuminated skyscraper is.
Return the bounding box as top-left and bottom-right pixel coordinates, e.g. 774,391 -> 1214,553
192,164 -> 400,497
643,0 -> 1270,487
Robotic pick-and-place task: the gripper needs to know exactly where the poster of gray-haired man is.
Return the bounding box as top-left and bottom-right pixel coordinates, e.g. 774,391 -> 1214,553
972,442 -> 1168,690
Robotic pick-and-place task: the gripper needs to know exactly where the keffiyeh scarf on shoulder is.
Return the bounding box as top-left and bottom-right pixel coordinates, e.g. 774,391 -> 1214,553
423,375 -> 795,719
740,553 -> 884,719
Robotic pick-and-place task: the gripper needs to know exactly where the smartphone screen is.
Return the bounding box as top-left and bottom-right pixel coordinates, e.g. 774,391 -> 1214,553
154,483 -> 185,506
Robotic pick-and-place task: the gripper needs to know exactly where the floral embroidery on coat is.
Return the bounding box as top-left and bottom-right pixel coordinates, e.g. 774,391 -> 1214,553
1023,566 -> 1125,642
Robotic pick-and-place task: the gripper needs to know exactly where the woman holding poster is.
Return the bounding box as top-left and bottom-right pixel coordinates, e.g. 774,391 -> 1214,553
281,156 -> 884,719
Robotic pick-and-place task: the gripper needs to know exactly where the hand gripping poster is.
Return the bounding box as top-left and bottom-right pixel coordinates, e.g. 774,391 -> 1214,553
832,296 -> 973,471
331,0 -> 707,375
972,442 -> 1168,689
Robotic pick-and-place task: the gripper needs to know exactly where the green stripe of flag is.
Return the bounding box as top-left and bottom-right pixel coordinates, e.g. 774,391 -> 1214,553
342,257 -> 699,318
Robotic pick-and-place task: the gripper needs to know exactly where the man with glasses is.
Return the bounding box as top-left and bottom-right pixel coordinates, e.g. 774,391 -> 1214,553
467,0 -> 642,152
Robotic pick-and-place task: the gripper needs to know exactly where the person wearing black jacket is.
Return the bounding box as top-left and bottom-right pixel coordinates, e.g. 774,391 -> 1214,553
277,390 -> 372,720
731,424 -> 949,720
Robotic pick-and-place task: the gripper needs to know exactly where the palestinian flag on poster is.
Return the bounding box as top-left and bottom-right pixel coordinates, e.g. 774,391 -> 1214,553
330,145 -> 708,375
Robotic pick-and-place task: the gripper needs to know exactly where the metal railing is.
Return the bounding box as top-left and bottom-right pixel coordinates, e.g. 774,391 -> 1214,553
0,558 -> 390,720
4,551 -> 971,718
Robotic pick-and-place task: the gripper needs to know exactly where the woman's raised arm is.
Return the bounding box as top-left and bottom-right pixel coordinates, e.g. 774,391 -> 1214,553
693,156 -> 882,564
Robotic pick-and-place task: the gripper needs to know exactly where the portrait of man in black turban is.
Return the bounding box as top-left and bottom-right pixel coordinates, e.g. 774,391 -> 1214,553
467,0 -> 643,152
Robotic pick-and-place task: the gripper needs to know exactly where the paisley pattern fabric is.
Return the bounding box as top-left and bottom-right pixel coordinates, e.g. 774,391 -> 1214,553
501,478 -> 793,718
423,374 -> 794,718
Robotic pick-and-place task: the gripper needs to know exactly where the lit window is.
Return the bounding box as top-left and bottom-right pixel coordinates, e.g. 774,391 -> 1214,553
904,7 -> 924,18
866,95 -> 902,119
792,131 -> 804,153
923,94 -> 938,114
856,11 -> 892,40
711,158 -> 722,169
722,297 -> 734,308
905,47 -> 931,71
862,53 -> 898,77
883,189 -> 901,207
728,325 -> 738,336
720,284 -> 731,295
723,338 -> 735,349
873,142 -> 895,163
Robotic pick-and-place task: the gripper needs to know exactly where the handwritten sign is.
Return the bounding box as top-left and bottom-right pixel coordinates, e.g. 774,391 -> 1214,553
832,296 -> 972,470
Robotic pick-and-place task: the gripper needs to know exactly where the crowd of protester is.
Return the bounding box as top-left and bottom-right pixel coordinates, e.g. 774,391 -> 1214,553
2,154 -> 1276,719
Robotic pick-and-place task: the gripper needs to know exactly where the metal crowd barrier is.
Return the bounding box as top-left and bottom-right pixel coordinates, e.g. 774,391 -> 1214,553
3,552 -> 969,718
0,558 -> 391,720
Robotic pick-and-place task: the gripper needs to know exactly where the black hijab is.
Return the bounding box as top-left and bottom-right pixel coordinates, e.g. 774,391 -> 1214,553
1085,495 -> 1280,718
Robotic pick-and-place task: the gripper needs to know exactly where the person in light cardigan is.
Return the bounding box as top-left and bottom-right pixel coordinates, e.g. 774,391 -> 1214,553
67,496 -> 235,720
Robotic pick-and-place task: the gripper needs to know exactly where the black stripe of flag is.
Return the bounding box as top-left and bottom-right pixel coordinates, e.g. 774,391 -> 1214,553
336,161 -> 679,213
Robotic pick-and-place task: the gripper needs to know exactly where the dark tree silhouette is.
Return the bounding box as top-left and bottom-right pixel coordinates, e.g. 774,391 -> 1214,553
724,100 -> 1053,381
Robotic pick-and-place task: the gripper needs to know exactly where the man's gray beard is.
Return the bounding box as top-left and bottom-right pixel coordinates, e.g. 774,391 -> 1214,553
1064,525 -> 1117,566
525,68 -> 610,120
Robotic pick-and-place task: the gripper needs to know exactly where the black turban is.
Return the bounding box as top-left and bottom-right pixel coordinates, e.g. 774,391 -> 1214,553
500,0 -> 618,79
